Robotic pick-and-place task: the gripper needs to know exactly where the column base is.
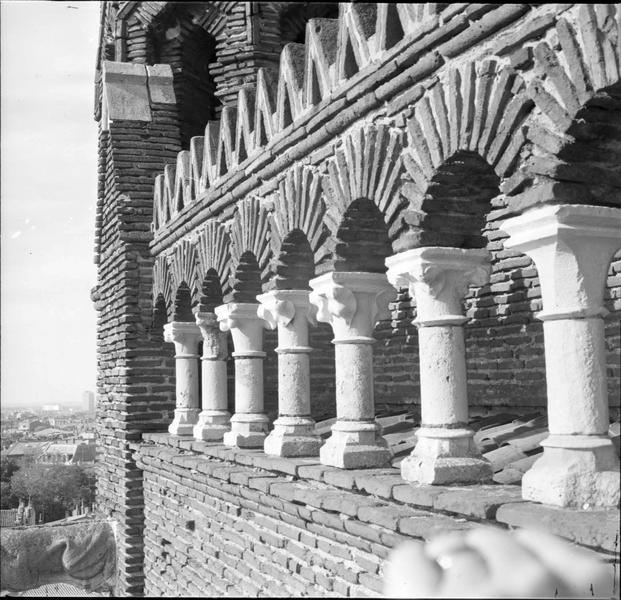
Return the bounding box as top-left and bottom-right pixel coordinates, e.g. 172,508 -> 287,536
168,408 -> 200,436
264,416 -> 323,457
223,413 -> 270,448
401,427 -> 492,484
320,420 -> 392,469
522,435 -> 620,508
193,410 -> 231,441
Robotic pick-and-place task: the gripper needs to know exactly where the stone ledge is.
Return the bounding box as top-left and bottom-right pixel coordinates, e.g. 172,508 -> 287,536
496,502 -> 620,554
138,434 -> 620,554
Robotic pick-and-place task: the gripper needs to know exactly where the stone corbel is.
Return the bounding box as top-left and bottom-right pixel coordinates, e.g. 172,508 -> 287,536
101,61 -> 151,131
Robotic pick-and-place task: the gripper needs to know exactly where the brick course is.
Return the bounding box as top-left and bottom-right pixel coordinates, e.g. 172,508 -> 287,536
133,435 -> 619,597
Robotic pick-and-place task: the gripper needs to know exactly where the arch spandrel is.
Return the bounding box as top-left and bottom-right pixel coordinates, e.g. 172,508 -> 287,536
195,220 -> 232,307
516,5 -> 621,211
229,196 -> 273,292
322,123 -> 407,252
269,164 -> 331,278
169,239 -> 199,307
400,59 -> 534,252
152,255 -> 174,322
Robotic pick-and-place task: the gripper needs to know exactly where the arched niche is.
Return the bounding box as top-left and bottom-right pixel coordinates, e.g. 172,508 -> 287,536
419,150 -> 500,248
333,198 -> 392,273
173,281 -> 194,321
199,267 -> 224,313
231,251 -> 262,303
152,293 -> 169,330
149,5 -> 221,147
273,229 -> 315,290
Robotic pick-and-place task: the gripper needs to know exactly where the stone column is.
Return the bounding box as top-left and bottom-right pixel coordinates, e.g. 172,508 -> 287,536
215,302 -> 270,448
309,272 -> 396,469
193,312 -> 231,441
257,290 -> 323,457
164,321 -> 202,436
386,247 -> 493,484
501,204 -> 621,508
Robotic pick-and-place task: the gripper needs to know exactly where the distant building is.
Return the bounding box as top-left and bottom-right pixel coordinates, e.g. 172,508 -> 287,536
2,442 -> 50,467
82,391 -> 95,413
41,404 -> 61,412
38,443 -> 96,466
32,428 -> 72,440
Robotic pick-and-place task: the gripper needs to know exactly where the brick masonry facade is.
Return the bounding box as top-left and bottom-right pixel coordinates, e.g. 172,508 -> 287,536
93,3 -> 621,596
134,435 -> 619,597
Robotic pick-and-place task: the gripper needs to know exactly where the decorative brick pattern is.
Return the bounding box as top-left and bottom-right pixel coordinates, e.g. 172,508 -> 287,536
94,3 -> 621,595
134,435 -> 620,596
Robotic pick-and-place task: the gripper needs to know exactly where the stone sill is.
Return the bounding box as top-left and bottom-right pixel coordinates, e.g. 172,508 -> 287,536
135,433 -> 620,557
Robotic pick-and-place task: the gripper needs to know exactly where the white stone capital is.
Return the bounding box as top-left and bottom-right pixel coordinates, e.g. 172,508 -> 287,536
501,204 -> 621,320
386,247 -> 491,326
195,311 -> 228,360
215,302 -> 269,356
256,290 -> 317,329
309,272 -> 396,342
163,321 -> 202,354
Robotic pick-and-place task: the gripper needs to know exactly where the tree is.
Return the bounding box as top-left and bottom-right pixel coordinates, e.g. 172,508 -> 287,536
1,457 -> 20,509
10,464 -> 93,523
0,480 -> 18,509
0,456 -> 19,483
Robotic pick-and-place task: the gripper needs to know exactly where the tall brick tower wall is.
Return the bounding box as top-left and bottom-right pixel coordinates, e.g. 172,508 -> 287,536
93,3 -> 621,596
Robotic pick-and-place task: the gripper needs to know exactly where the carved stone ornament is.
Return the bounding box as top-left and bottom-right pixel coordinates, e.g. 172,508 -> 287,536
257,297 -> 296,329
386,247 -> 491,326
1,518 -> 116,593
310,272 -> 396,341
163,320 -> 202,350
310,283 -> 357,327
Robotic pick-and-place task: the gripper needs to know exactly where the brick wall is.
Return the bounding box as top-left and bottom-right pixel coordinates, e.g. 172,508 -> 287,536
135,435 -> 619,597
94,66 -> 181,595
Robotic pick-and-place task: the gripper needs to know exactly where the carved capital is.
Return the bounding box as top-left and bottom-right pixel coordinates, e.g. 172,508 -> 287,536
502,204 -> 621,320
309,272 -> 396,341
257,297 -> 296,329
386,247 -> 490,326
215,302 -> 268,354
196,311 -> 228,360
310,284 -> 357,327
163,321 -> 202,353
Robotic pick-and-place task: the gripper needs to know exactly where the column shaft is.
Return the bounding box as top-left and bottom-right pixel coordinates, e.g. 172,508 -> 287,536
194,312 -> 230,441
386,247 -> 492,484
234,357 -> 264,413
258,290 -> 322,457
335,342 -> 374,421
164,321 -> 202,436
310,272 -> 395,469
543,318 -> 608,435
216,302 -> 270,448
502,204 -> 621,508
418,326 -> 468,426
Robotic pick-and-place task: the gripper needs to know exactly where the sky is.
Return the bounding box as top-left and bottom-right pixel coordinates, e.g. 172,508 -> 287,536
1,1 -> 101,407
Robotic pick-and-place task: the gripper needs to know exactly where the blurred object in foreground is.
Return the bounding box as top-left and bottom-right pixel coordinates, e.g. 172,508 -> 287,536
383,526 -> 618,598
